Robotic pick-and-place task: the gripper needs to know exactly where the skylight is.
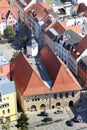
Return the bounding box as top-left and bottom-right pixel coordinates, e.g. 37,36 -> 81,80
49,28 -> 59,36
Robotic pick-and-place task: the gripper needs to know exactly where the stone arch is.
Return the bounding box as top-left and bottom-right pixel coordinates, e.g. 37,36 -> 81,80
40,104 -> 46,110
30,105 -> 37,111
56,102 -> 61,107
69,101 -> 73,107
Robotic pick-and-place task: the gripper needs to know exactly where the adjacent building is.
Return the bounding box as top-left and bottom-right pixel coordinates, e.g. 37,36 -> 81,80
10,45 -> 81,112
0,0 -> 19,34
0,75 -> 17,123
45,22 -> 65,52
78,56 -> 87,88
0,52 -> 10,79
55,30 -> 82,69
70,35 -> 87,76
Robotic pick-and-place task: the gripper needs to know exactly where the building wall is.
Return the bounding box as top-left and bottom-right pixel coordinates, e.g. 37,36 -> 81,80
7,13 -> 17,26
23,91 -> 80,112
17,89 -> 25,111
78,65 -> 87,88
0,92 -> 17,123
0,22 -> 6,35
70,55 -> 78,76
15,2 -> 25,22
45,35 -> 55,53
55,42 -> 70,68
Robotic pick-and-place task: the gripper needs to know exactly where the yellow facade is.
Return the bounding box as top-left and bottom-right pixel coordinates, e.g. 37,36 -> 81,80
0,92 -> 18,123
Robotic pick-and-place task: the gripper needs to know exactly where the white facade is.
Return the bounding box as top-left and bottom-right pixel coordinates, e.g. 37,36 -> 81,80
0,21 -> 6,35
66,17 -> 86,27
55,41 -> 71,68
70,49 -> 87,76
27,44 -> 38,57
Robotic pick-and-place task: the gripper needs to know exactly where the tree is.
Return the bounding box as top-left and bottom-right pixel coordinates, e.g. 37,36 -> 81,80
60,0 -> 65,3
2,122 -> 10,130
10,51 -> 19,61
16,112 -> 29,130
21,36 -> 28,49
4,26 -> 16,41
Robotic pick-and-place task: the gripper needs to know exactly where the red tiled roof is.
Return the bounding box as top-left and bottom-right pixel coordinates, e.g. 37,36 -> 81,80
59,21 -> 82,34
39,2 -> 51,11
25,2 -> 51,13
40,44 -> 81,92
11,52 -> 50,96
71,35 -> 87,59
16,0 -> 31,8
45,22 -> 65,39
0,0 -> 9,8
77,3 -> 87,13
0,7 -> 18,23
25,2 -> 49,21
0,0 -> 18,23
35,9 -> 49,21
11,46 -> 81,96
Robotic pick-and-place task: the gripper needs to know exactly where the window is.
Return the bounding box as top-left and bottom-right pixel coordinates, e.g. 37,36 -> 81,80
6,103 -> 9,107
38,98 -> 40,101
7,109 -> 10,113
54,94 -> 57,99
27,108 -> 29,111
65,93 -> 68,98
26,100 -> 29,102
9,16 -> 11,19
72,92 -> 74,97
59,93 -> 63,98
0,92 -> 2,99
2,110 -> 5,114
35,98 -> 37,101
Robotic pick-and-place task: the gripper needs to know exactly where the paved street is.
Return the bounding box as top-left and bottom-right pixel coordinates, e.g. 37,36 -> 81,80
28,107 -> 87,130
0,23 -> 29,61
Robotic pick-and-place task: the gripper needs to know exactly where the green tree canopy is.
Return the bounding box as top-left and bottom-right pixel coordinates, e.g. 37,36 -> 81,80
16,112 -> 29,130
10,51 -> 19,62
21,36 -> 29,48
60,0 -> 65,3
4,26 -> 16,40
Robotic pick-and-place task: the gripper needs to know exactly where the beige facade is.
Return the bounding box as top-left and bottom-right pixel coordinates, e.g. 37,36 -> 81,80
20,91 -> 81,112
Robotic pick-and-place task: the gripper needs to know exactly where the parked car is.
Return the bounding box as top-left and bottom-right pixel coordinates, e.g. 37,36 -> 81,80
73,115 -> 83,123
37,111 -> 48,116
42,117 -> 53,122
66,120 -> 74,127
54,109 -> 63,114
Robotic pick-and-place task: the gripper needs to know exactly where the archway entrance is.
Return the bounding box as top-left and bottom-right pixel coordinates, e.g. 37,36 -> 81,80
31,105 -> 37,111
40,104 -> 46,111
56,102 -> 61,109
69,101 -> 73,107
